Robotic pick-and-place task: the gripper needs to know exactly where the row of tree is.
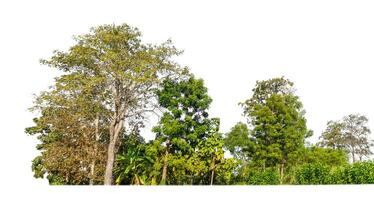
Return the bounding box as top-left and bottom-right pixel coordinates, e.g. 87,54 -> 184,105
26,23 -> 374,185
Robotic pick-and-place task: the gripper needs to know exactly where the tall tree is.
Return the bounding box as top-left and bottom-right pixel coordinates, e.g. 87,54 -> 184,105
30,23 -> 184,184
240,77 -> 311,183
319,114 -> 373,162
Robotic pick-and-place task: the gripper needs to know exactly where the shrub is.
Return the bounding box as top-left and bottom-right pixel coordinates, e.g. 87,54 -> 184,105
295,163 -> 331,184
330,161 -> 374,184
247,169 -> 280,185
296,161 -> 374,184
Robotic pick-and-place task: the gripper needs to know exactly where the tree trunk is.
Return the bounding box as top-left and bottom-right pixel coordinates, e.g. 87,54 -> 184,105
104,117 -> 124,185
351,145 -> 356,163
210,156 -> 216,185
89,160 -> 95,185
104,139 -> 116,185
90,160 -> 95,185
262,160 -> 266,172
161,143 -> 169,185
279,162 -> 284,184
351,151 -> 356,163
90,115 -> 100,185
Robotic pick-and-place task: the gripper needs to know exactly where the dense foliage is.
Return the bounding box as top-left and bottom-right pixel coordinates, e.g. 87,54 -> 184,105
239,77 -> 312,183
26,23 -> 374,185
296,161 -> 374,184
247,169 -> 280,185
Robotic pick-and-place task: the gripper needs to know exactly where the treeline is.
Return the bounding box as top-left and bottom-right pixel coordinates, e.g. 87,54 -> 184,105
26,23 -> 374,185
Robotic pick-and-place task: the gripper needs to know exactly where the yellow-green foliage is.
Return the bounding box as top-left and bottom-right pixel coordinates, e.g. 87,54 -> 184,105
296,161 -> 374,184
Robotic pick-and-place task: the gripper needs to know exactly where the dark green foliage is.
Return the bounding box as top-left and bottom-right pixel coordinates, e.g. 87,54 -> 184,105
247,169 -> 280,185
151,76 -> 224,185
153,76 -> 216,151
249,93 -> 309,166
239,77 -> 312,184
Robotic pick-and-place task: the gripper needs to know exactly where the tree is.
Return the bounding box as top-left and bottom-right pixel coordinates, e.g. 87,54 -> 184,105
30,23 -> 185,184
223,122 -> 255,183
224,122 -> 253,160
241,77 -> 295,116
196,133 -> 225,185
318,114 -> 373,162
240,77 -> 311,183
343,114 -> 372,162
213,158 -> 239,185
318,121 -> 346,149
152,76 -> 221,184
25,72 -> 108,184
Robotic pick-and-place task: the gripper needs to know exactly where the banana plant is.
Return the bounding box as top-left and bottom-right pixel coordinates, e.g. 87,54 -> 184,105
114,147 -> 154,185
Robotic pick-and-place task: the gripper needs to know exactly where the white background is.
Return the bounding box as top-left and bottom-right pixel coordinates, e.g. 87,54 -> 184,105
0,0 -> 373,199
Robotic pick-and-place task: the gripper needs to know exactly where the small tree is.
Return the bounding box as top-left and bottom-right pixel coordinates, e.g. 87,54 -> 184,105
318,121 -> 346,149
152,76 -> 219,184
224,122 -> 253,160
343,114 -> 373,162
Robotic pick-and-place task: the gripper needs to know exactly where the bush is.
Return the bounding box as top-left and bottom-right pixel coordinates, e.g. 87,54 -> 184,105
296,161 -> 374,184
247,169 -> 280,185
295,163 -> 331,184
330,161 -> 374,184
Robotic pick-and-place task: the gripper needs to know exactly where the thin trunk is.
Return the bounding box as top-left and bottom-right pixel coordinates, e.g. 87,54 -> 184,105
210,156 -> 216,185
352,151 -> 356,163
279,163 -> 284,184
89,161 -> 95,185
90,115 -> 100,185
161,143 -> 169,185
263,160 -> 266,172
351,145 -> 356,163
